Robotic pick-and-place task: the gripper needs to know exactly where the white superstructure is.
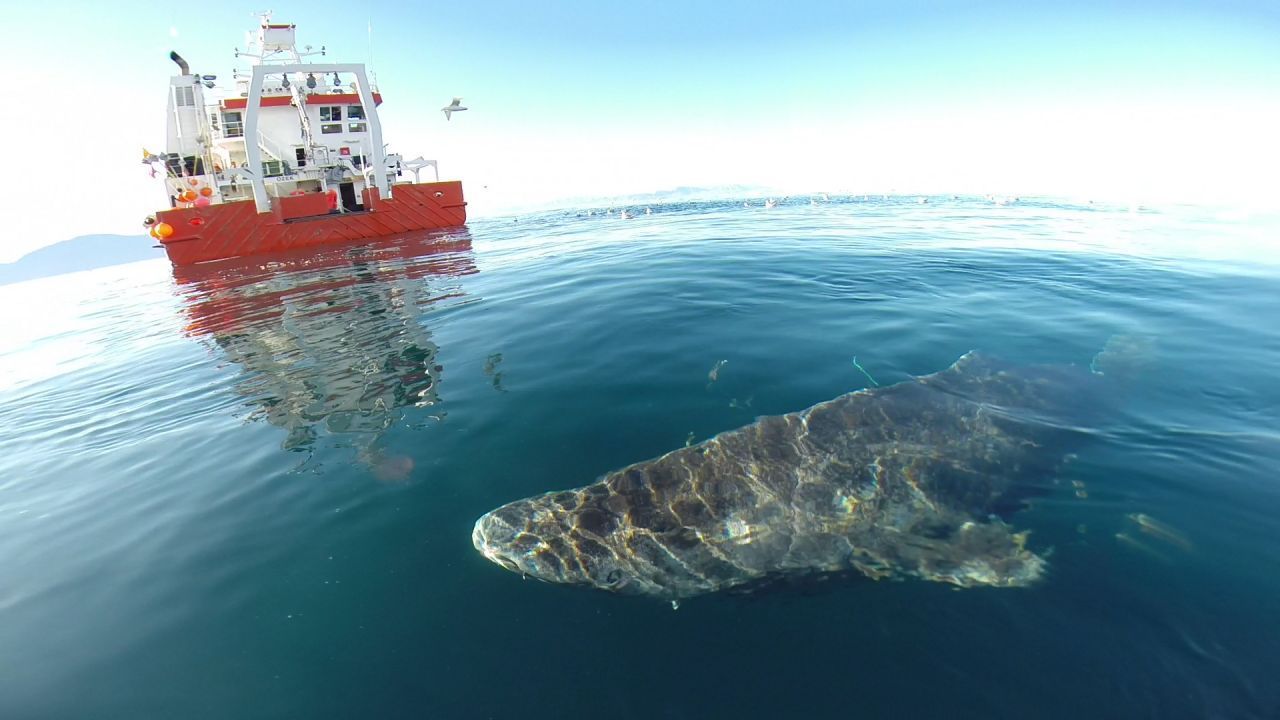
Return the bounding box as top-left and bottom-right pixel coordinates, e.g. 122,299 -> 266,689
155,16 -> 436,214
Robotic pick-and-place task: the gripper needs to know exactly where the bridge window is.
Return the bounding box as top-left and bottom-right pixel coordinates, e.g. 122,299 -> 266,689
222,111 -> 243,138
348,122 -> 367,133
320,106 -> 342,122
348,105 -> 365,120
321,123 -> 342,134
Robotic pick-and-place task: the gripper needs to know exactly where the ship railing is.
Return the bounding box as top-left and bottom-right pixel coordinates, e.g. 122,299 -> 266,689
210,147 -> 234,175
207,110 -> 245,140
256,131 -> 291,166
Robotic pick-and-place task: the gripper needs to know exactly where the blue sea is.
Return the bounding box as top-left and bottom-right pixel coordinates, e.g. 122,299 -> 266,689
1,196 -> 1278,719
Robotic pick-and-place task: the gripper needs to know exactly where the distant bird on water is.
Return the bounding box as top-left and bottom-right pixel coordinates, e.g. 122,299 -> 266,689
442,97 -> 468,120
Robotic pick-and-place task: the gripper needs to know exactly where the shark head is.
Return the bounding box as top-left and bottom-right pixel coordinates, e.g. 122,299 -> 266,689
472,490 -> 649,595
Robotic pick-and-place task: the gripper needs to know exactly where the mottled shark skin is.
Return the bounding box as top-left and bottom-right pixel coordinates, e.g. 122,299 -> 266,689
473,352 -> 1099,601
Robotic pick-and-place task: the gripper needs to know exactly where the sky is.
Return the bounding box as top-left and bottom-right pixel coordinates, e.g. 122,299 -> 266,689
1,0 -> 1278,261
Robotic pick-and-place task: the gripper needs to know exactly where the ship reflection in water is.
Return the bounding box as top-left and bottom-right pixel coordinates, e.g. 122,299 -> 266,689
172,230 -> 477,477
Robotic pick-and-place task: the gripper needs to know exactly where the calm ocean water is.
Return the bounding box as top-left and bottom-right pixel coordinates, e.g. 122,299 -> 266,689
1,197 -> 1278,719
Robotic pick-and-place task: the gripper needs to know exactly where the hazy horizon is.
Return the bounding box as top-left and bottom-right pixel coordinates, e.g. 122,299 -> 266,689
3,0 -> 1277,262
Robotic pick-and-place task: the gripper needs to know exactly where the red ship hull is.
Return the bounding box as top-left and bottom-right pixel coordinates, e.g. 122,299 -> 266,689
156,181 -> 466,265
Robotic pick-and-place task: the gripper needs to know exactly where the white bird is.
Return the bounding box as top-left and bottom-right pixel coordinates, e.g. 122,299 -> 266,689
442,97 -> 468,120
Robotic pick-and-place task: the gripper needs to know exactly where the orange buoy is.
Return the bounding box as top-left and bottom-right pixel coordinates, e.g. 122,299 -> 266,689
199,187 -> 214,197
180,190 -> 197,202
187,178 -> 199,187
154,222 -> 174,239
149,225 -> 161,239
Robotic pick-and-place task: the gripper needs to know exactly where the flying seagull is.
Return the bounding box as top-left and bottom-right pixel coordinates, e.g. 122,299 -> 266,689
442,97 -> 468,120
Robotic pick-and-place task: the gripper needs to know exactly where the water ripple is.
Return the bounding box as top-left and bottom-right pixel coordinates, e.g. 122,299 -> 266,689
1,200 -> 1278,718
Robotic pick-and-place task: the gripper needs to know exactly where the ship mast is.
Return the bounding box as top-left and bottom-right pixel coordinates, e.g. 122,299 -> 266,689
233,15 -> 326,163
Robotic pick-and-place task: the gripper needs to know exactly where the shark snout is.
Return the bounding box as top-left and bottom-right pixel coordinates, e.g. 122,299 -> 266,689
471,512 -> 516,570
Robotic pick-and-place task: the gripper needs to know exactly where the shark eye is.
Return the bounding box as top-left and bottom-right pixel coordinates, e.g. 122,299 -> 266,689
605,569 -> 622,585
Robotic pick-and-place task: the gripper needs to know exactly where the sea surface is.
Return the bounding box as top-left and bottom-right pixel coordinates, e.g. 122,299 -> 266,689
1,197 -> 1278,719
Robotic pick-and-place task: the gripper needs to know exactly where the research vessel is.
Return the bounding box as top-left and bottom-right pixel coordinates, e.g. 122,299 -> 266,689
144,17 -> 466,265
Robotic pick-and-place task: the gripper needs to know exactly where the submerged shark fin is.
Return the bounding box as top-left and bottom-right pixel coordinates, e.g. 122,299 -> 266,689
1090,334 -> 1157,379
858,516 -> 1045,588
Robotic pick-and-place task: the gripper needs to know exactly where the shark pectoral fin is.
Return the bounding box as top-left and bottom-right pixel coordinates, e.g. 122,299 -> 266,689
1091,333 -> 1158,380
917,519 -> 1044,587
868,517 -> 1045,588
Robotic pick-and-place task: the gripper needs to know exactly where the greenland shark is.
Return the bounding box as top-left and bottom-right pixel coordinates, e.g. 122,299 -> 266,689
473,351 -> 1110,602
